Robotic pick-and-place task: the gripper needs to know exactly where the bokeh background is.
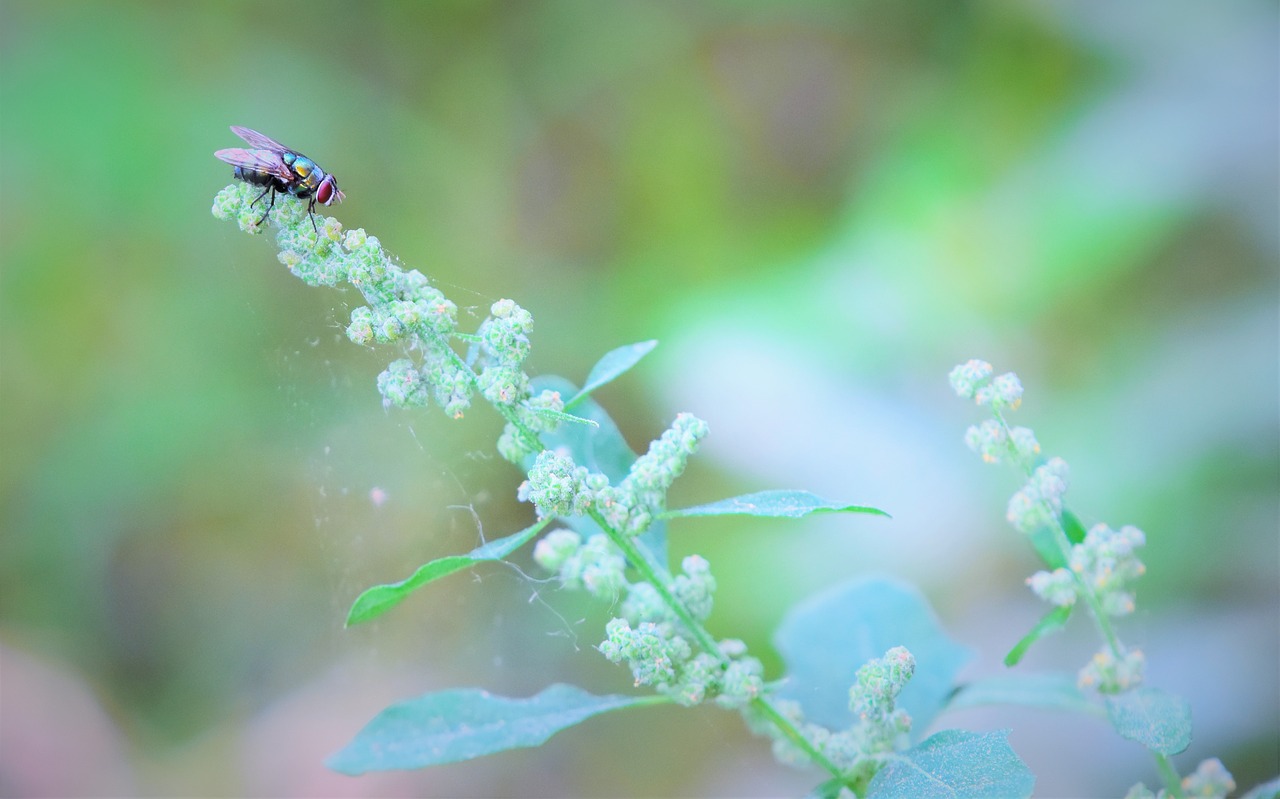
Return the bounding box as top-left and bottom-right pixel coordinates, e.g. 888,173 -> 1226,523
2,1 -> 1276,796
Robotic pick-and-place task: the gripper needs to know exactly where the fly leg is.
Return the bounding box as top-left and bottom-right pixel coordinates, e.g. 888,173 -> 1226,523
306,196 -> 320,235
254,188 -> 277,227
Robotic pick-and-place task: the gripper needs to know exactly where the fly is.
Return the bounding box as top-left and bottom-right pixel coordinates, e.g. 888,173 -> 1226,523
214,126 -> 344,233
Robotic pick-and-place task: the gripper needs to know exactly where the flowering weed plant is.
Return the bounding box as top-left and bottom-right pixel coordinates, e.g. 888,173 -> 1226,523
213,185 -> 1271,798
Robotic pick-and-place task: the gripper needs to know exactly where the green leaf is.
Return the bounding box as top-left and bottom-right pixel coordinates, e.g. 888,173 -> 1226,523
946,672 -> 1101,717
866,729 -> 1034,799
327,684 -> 666,774
773,577 -> 971,737
564,340 -> 658,410
1061,509 -> 1087,545
1104,687 -> 1192,755
1004,604 -> 1073,666
662,489 -> 889,520
530,375 -> 668,566
344,518 -> 553,627
525,405 -> 599,429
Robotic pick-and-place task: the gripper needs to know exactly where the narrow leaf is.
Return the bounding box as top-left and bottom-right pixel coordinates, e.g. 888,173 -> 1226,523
774,577 -> 971,737
526,405 -> 599,429
946,672 -> 1101,717
1104,687 -> 1192,755
663,489 -> 889,520
327,684 -> 665,774
565,340 -> 658,409
1061,509 -> 1088,545
866,729 -> 1034,799
1004,604 -> 1073,666
345,518 -> 553,627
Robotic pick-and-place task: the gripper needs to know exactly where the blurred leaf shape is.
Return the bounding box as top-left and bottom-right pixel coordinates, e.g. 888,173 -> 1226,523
1004,605 -> 1073,666
945,672 -> 1100,717
326,684 -> 664,774
663,489 -> 888,520
866,729 -> 1034,799
1104,686 -> 1192,755
565,340 -> 659,410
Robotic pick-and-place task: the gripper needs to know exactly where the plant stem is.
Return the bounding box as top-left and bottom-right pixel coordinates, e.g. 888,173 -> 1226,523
1154,753 -> 1186,799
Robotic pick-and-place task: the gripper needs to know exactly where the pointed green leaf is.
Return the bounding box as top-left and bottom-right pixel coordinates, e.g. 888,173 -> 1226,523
526,405 -> 599,429
774,577 -> 971,737
1061,509 -> 1087,545
946,672 -> 1101,717
1004,604 -> 1073,666
1104,687 -> 1192,755
663,490 -> 889,520
565,340 -> 658,409
327,684 -> 666,774
866,729 -> 1034,799
345,518 -> 553,627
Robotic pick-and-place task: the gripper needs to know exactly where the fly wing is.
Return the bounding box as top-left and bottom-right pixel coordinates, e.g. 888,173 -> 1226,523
229,126 -> 291,153
214,147 -> 293,181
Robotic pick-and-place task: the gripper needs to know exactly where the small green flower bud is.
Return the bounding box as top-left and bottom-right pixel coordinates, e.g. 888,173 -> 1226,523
1181,758 -> 1235,799
518,450 -> 594,518
1009,426 -> 1040,459
850,646 -> 915,720
497,422 -> 538,464
965,420 -> 1009,463
377,359 -> 430,408
478,365 -> 531,407
949,359 -> 994,399
346,306 -> 376,345
714,656 -> 765,709
342,227 -> 368,251
1078,647 -> 1145,693
672,554 -> 715,622
533,529 -> 582,573
1123,784 -> 1158,799
1027,568 -> 1077,607
621,582 -> 669,625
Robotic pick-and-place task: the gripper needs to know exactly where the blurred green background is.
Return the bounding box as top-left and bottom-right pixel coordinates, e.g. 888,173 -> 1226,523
1,1 -> 1276,796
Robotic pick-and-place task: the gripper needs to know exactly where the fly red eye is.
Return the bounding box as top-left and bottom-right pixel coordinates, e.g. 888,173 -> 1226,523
316,178 -> 335,205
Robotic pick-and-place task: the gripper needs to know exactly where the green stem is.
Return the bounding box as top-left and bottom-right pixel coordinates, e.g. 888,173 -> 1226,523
991,408 -> 1125,659
1154,753 -> 1185,799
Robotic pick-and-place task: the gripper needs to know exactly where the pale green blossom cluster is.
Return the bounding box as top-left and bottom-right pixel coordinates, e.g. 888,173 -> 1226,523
518,413 -> 709,535
1125,757 -> 1236,799
536,534 -> 761,709
1027,523 -> 1147,616
761,647 -> 915,782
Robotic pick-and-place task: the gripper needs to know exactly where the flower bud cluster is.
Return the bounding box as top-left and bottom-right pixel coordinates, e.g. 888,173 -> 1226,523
532,530 -> 627,600
597,413 -> 710,536
1026,523 -> 1146,614
757,647 -> 915,778
518,450 -> 598,519
598,614 -> 763,709
1180,758 -> 1236,799
215,182 -> 477,418
1124,757 -> 1236,799
1078,647 -> 1146,693
1006,457 -> 1070,534
949,359 -> 1022,410
964,420 -> 1040,464
477,300 -> 535,408
495,387 -> 567,464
